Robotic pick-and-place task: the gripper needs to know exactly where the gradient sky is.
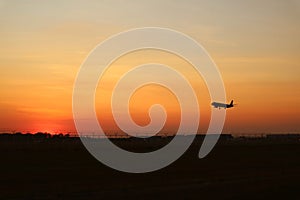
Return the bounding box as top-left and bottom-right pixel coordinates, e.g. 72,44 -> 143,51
0,0 -> 300,134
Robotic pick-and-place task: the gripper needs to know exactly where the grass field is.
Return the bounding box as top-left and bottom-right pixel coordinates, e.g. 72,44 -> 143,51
1,135 -> 300,199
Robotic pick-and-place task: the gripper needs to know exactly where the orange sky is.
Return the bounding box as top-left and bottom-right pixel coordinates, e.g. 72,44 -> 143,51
0,1 -> 299,134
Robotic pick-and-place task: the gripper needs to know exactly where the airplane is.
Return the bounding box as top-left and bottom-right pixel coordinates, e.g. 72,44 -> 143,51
211,100 -> 235,109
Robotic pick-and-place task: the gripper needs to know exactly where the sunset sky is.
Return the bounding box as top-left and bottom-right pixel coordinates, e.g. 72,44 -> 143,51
0,0 -> 299,134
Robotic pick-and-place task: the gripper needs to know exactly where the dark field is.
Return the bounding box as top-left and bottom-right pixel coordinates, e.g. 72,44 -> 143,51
1,135 -> 300,200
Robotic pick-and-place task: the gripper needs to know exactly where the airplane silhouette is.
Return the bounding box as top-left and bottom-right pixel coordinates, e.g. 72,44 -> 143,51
211,100 -> 235,109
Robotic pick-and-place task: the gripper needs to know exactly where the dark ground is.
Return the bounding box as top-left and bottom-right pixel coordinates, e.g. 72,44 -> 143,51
0,135 -> 300,200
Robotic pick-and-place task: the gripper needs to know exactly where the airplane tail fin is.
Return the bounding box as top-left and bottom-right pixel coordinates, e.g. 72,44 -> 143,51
230,100 -> 233,106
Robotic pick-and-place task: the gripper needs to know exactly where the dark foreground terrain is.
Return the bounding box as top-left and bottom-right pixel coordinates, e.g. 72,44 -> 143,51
1,134 -> 300,199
